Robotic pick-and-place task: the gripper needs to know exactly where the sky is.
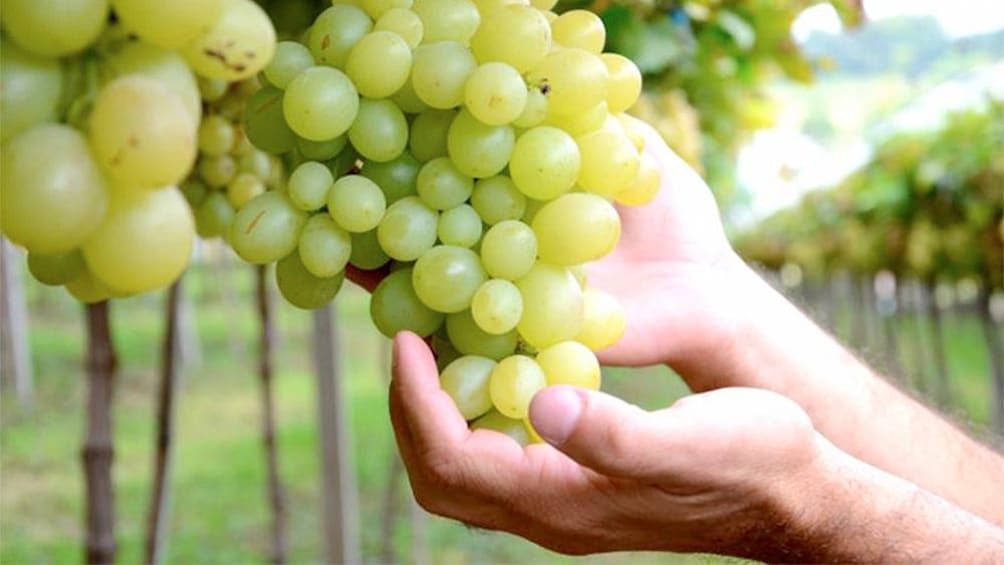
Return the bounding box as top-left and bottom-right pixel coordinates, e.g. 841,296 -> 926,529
792,0 -> 1004,42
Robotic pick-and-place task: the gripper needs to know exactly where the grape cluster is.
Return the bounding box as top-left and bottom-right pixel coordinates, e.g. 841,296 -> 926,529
233,0 -> 660,442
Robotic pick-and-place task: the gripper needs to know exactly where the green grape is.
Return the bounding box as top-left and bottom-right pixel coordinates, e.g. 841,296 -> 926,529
350,229 -> 391,270
577,287 -> 626,351
374,7 -> 423,47
328,175 -> 387,232
546,100 -> 607,136
529,0 -> 557,9
471,176 -> 525,225
111,0 -> 222,48
377,196 -> 438,261
226,173 -> 266,208
512,86 -> 547,129
346,31 -> 412,98
464,62 -> 527,126
66,269 -> 116,304
243,86 -> 297,154
470,4 -> 550,73
361,0 -> 412,20
536,340 -> 600,389
309,5 -> 372,68
479,220 -> 536,280
411,42 -> 477,109
198,76 -> 229,102
437,204 -> 482,248
409,109 -> 455,162
432,333 -> 462,371
276,249 -> 345,310
568,264 -> 588,289
298,214 -> 351,278
515,263 -> 584,348
288,161 -> 334,212
27,250 -> 85,286
576,127 -> 639,198
446,310 -> 518,359
472,0 -> 528,13
89,76 -> 197,189
471,279 -> 522,334
198,115 -> 236,157
509,126 -> 580,199
0,39 -> 62,142
183,0 -> 275,80
1,124 -> 108,254
284,67 -> 360,141
239,150 -> 273,180
446,109 -> 514,178
489,355 -> 546,419
616,152 -> 660,206
526,48 -> 608,118
601,53 -> 642,114
360,152 -> 420,204
617,113 -> 646,152
532,193 -> 619,266
103,41 -> 201,125
348,99 -> 409,162
551,9 -> 605,53
199,155 -> 237,188
195,192 -> 235,239
180,179 -> 209,208
264,41 -> 316,89
297,136 -> 347,161
412,245 -> 487,312
440,356 -> 496,420
229,191 -> 308,264
388,78 -> 430,114
413,0 -> 480,44
521,197 -> 546,224
83,186 -> 195,294
370,268 -> 445,338
417,157 -> 473,210
470,410 -> 531,445
2,0 -> 108,57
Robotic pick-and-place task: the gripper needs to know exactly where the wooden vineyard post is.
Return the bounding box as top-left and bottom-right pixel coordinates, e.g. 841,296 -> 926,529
144,280 -> 183,564
312,304 -> 360,564
83,301 -> 118,564
977,287 -> 1003,434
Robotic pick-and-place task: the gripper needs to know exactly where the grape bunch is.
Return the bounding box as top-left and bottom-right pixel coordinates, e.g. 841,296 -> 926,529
0,0 -> 277,301
232,0 -> 660,442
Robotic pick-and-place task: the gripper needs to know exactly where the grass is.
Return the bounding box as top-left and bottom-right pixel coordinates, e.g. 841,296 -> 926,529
0,262 -> 995,564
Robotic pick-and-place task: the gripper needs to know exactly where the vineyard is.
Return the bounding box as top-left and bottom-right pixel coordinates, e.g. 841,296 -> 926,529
1,0 -> 1001,563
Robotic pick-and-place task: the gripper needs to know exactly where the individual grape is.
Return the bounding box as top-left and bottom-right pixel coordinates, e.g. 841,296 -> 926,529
112,0 -> 222,48
328,175 -> 387,232
360,152 -> 420,204
413,0 -> 480,44
409,109 -> 455,162
183,0 -> 276,81
199,155 -> 237,188
296,136 -> 345,162
536,340 -> 601,389
526,48 -> 608,118
471,410 -> 532,445
180,179 -> 209,208
471,176 -> 526,225
226,173 -> 266,208
446,310 -> 518,359
412,245 -> 487,312
377,196 -> 438,261
417,157 -> 474,210
547,100 -> 607,136
601,53 -> 642,114
529,0 -> 557,9
437,204 -> 482,247
532,193 -> 620,266
577,287 -> 626,351
27,250 -> 86,286
276,249 -> 345,310
388,79 -> 430,114
89,76 -> 197,189
264,41 -> 316,89
512,86 -> 548,128
198,115 -> 236,157
1,0 -> 108,57
195,192 -> 235,239
480,220 -> 537,280
471,279 -> 522,334
1,124 -> 108,254
431,333 -> 463,371
288,161 -> 334,212
350,229 -> 391,270
440,356 -> 496,420
66,269 -> 116,304
370,268 -> 445,338
374,7 -> 423,48
576,127 -> 640,197
346,31 -> 413,98
283,67 -> 360,141
515,263 -> 584,348
0,39 -> 62,142
464,63 -> 528,126
360,0 -> 413,20
83,186 -> 195,294
616,152 -> 660,206
509,127 -> 580,199
411,42 -> 477,109
617,113 -> 646,152
489,355 -> 546,419
308,4 -> 372,68
470,4 -> 550,73
229,191 -> 308,264
243,86 -> 297,154
298,215 -> 351,278
551,10 -> 605,53
446,109 -> 514,178
348,99 -> 409,162
198,76 -> 229,103
103,40 -> 203,124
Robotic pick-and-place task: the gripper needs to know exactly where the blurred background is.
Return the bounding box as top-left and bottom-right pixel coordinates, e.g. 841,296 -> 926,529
1,0 -> 1002,563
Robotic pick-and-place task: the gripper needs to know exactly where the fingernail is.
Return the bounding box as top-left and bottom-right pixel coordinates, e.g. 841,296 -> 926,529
530,387 -> 583,446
